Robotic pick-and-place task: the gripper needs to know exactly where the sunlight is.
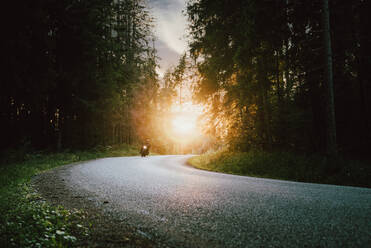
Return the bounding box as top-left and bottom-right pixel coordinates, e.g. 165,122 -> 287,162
167,102 -> 204,144
172,114 -> 197,136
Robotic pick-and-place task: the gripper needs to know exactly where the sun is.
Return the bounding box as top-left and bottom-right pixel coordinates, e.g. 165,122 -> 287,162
172,114 -> 197,136
166,102 -> 204,143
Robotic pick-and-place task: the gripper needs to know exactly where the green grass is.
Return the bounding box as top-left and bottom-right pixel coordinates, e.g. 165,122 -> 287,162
0,144 -> 140,247
188,149 -> 371,188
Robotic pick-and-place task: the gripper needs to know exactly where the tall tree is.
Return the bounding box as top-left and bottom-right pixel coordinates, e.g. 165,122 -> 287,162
1,0 -> 158,150
322,0 -> 337,156
186,0 -> 369,158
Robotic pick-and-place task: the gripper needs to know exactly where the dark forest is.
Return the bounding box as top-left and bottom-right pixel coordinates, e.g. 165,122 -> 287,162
1,0 -> 371,162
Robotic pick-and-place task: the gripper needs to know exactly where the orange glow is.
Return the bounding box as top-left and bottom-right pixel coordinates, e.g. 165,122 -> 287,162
163,102 -> 204,144
172,113 -> 197,136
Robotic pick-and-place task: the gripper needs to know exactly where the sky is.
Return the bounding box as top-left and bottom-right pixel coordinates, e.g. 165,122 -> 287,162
148,0 -> 188,78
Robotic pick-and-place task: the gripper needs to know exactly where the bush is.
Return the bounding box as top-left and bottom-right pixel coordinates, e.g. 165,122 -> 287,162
188,150 -> 371,188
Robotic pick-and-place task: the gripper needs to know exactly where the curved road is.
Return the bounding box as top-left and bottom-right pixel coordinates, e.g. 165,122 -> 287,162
59,155 -> 370,247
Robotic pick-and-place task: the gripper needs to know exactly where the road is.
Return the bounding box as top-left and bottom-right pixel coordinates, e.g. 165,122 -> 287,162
53,155 -> 371,247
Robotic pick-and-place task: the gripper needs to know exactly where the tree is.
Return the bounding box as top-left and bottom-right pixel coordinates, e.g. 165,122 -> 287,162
186,0 -> 369,158
322,0 -> 337,156
0,0 -> 158,150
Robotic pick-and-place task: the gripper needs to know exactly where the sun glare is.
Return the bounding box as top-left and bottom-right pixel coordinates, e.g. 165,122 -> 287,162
172,114 -> 197,135
167,102 -> 204,142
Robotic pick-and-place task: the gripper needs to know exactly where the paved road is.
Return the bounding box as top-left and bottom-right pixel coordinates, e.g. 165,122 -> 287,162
62,155 -> 370,247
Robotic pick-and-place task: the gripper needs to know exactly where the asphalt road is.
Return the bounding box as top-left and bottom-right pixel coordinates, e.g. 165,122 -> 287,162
62,155 -> 370,247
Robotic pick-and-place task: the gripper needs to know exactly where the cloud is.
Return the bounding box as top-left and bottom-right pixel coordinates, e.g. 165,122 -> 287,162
155,39 -> 180,77
148,0 -> 188,76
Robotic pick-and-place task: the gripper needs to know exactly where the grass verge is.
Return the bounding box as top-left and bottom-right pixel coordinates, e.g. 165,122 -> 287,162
0,144 -> 140,247
188,149 -> 370,188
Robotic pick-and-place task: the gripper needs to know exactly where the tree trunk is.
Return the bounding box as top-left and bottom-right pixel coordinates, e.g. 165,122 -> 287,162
357,0 -> 371,154
57,129 -> 62,151
322,0 -> 337,156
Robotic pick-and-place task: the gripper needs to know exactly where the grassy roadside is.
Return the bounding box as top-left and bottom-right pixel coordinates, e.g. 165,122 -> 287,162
188,149 -> 371,188
0,144 -> 140,247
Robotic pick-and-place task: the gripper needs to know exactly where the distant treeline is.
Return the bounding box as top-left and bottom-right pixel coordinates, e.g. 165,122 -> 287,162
186,0 -> 371,158
1,0 -> 158,150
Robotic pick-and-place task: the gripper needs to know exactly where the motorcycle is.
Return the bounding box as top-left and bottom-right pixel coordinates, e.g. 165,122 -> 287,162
140,145 -> 149,157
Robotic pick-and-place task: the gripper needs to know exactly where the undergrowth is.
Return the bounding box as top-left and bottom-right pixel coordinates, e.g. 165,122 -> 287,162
188,149 -> 370,188
0,184 -> 89,247
0,144 -> 140,247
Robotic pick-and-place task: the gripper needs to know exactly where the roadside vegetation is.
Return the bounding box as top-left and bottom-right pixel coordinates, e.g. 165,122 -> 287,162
185,0 -> 371,179
188,149 -> 371,188
0,145 -> 139,247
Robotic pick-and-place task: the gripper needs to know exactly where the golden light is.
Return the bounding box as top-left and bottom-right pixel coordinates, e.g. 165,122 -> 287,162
172,114 -> 197,136
154,101 -> 209,154
164,102 -> 204,145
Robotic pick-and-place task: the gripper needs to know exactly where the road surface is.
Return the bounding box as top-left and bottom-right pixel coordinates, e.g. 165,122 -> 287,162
40,155 -> 371,247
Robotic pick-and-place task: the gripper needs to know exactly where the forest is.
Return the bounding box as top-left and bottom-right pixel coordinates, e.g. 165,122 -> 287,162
1,0 -> 158,152
1,1 -> 370,247
1,0 -> 371,161
186,0 -> 371,160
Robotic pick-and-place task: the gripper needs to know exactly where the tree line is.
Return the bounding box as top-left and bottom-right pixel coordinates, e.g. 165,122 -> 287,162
1,0 -> 158,151
186,0 -> 371,159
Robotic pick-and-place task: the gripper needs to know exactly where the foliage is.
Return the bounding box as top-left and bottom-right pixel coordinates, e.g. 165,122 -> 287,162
0,145 -> 140,247
131,53 -> 200,154
188,150 -> 371,188
186,0 -> 371,159
1,0 -> 158,151
0,185 -> 88,248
